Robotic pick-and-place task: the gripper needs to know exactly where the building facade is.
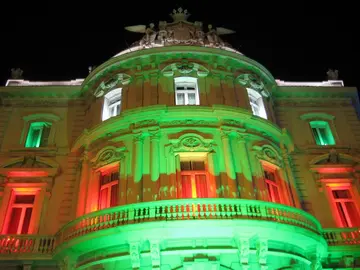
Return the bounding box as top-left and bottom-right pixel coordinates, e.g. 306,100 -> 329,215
0,8 -> 359,270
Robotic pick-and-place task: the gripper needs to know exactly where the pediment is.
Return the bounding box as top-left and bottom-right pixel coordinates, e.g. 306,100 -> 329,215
309,150 -> 359,167
2,156 -> 57,169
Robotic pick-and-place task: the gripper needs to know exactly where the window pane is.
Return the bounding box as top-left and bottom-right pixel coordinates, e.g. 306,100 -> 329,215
7,208 -> 22,234
264,171 -> 275,182
21,208 -> 33,234
176,93 -> 185,105
332,190 -> 351,199
195,174 -> 207,198
98,188 -> 108,210
345,202 -> 360,227
192,161 -> 205,170
40,125 -> 51,147
180,161 -> 191,171
312,128 -> 321,145
14,195 -> 35,204
272,185 -> 281,203
181,175 -> 192,198
187,93 -> 196,105
110,183 -> 119,207
336,202 -> 350,227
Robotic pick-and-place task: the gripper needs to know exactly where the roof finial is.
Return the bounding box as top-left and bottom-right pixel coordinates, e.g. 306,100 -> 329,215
170,7 -> 190,22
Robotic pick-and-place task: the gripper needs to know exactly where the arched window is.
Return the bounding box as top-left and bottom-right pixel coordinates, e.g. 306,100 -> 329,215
247,88 -> 267,119
174,77 -> 199,105
309,120 -> 335,146
102,88 -> 122,121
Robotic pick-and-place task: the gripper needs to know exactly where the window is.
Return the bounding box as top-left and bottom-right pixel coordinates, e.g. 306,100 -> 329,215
247,88 -> 267,119
180,160 -> 208,198
329,186 -> 360,227
98,171 -> 119,210
25,122 -> 51,148
310,121 -> 335,146
102,88 -> 122,121
6,195 -> 35,234
264,169 -> 281,203
174,77 -> 199,105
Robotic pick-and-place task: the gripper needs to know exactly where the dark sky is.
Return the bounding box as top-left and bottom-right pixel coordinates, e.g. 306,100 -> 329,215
1,1 -> 359,89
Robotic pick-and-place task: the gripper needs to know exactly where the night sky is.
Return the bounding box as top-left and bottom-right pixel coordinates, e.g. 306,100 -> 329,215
1,1 -> 359,89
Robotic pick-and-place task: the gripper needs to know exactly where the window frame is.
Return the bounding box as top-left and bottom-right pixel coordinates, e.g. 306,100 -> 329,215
246,88 -> 267,119
174,77 -> 200,106
25,121 -> 52,148
263,167 -> 283,204
102,88 -> 122,121
326,183 -> 360,227
309,120 -> 336,146
98,170 -> 119,210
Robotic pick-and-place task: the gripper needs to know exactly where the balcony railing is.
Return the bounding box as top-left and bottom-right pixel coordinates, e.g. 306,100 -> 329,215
0,199 -> 358,258
0,235 -> 55,255
55,198 -> 322,247
323,227 -> 360,246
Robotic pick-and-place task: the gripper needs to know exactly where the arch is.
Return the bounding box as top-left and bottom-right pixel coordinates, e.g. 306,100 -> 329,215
94,73 -> 132,98
309,152 -> 360,166
91,146 -> 126,169
0,156 -> 59,169
253,143 -> 283,167
169,133 -> 214,153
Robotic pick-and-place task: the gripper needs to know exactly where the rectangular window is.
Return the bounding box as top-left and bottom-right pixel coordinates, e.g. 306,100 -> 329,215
98,171 -> 119,210
175,78 -> 199,105
330,187 -> 360,227
247,88 -> 267,119
264,169 -> 281,203
310,121 -> 335,146
7,195 -> 35,234
25,122 -> 51,148
180,160 -> 208,198
102,88 -> 122,121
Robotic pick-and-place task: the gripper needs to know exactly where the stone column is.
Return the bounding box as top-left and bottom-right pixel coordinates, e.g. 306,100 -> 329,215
220,130 -> 237,197
281,145 -> 301,208
134,133 -> 144,183
150,240 -> 161,269
150,132 -> 160,182
236,135 -> 254,199
119,155 -> 127,205
207,151 -> 219,198
129,241 -> 141,269
76,150 -> 90,217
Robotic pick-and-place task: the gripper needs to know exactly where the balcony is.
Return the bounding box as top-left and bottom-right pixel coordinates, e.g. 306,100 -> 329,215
0,199 -> 358,263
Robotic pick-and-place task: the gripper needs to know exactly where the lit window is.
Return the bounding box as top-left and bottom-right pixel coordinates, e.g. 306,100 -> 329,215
264,169 -> 281,203
174,77 -> 199,105
247,88 -> 267,119
6,195 -> 35,234
310,121 -> 335,146
98,171 -> 119,210
102,88 -> 122,121
330,187 -> 360,227
25,122 -> 51,148
180,160 -> 208,198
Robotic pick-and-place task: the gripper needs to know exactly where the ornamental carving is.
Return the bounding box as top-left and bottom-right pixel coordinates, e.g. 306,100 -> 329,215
236,73 -> 270,97
125,8 -> 236,50
253,144 -> 282,166
170,134 -> 214,152
161,61 -> 209,77
162,119 -> 214,126
92,147 -> 125,169
94,73 -> 132,97
134,119 -> 158,128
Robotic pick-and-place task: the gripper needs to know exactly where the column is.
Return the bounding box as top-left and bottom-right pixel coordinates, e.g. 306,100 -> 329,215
76,151 -> 90,217
281,145 -> 301,208
207,151 -> 219,198
150,132 -> 160,182
237,135 -> 254,199
134,133 -> 144,183
220,131 -> 237,197
0,185 -> 12,232
119,155 -> 127,205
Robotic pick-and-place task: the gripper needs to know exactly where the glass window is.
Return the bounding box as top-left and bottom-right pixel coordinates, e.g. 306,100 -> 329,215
330,187 -> 360,227
7,195 -> 35,234
264,169 -> 281,203
98,171 -> 119,210
174,77 -> 199,105
25,122 -> 51,148
247,88 -> 267,119
102,88 -> 122,121
180,160 -> 207,198
310,121 -> 335,146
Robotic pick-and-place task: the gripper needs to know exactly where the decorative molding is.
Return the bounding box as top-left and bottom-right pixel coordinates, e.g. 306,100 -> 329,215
134,119 -> 158,128
236,73 -> 269,97
94,73 -> 132,97
150,240 -> 161,268
91,146 -> 125,169
238,238 -> 250,269
169,133 -> 214,153
23,113 -> 61,123
253,144 -> 282,167
161,61 -> 209,77
257,239 -> 268,269
129,242 -> 141,269
162,119 -> 215,126
300,112 -> 335,121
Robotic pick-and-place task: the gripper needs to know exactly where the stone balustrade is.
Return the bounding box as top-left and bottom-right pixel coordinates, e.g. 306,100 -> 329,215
323,227 -> 360,246
0,199 -> 358,257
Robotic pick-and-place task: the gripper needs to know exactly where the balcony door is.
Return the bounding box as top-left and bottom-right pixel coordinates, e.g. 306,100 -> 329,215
180,160 -> 208,198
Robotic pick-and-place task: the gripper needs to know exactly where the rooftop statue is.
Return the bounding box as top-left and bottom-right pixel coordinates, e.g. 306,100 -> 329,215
124,8 -> 235,49
10,68 -> 24,79
327,69 -> 339,80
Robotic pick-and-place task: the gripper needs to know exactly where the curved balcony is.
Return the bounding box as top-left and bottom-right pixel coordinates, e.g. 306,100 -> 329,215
53,199 -> 325,262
